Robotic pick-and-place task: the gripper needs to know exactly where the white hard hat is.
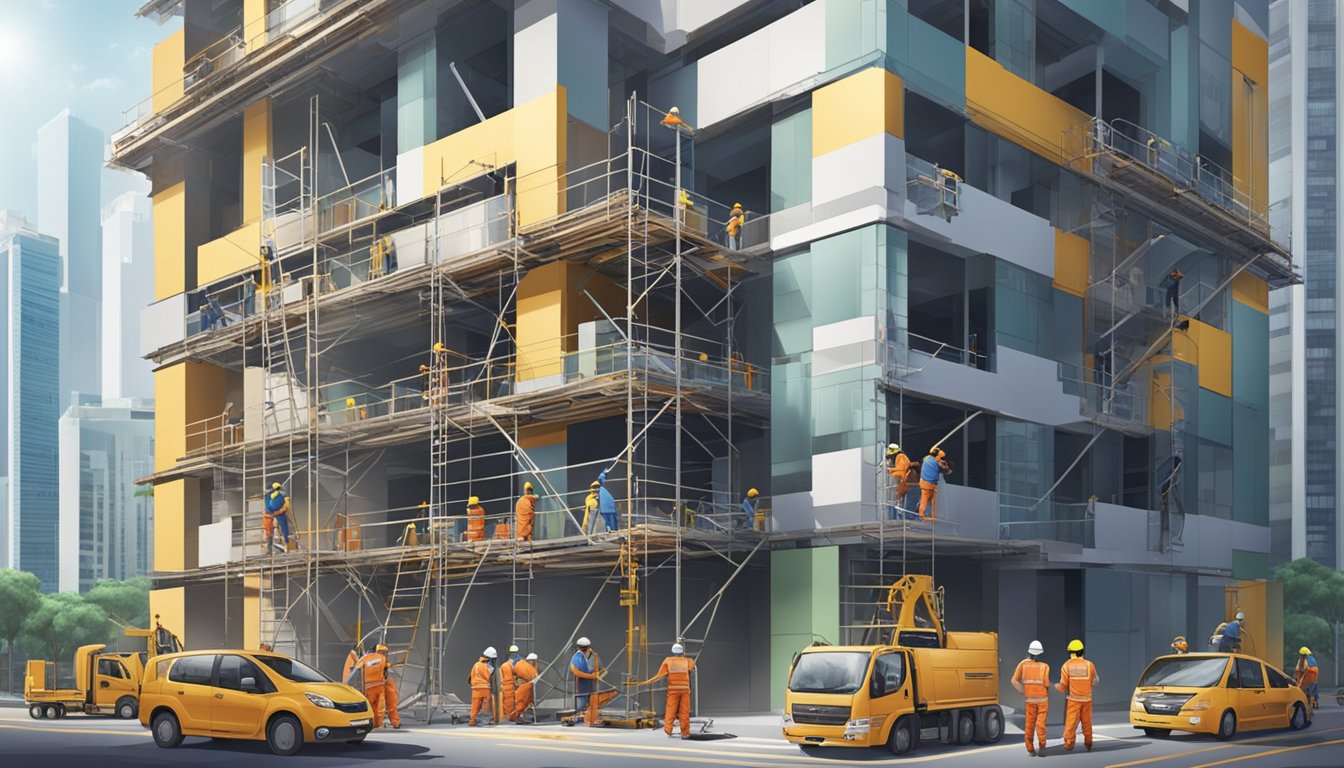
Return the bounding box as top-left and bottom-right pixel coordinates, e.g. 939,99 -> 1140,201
484,646 -> 498,659
576,637 -> 591,648
1235,611 -> 1245,621
671,643 -> 685,655
888,443 -> 898,451
526,653 -> 538,661
508,645 -> 520,654
1028,640 -> 1044,656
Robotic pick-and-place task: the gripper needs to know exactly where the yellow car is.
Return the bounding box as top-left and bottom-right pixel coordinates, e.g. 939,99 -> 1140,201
1130,653 -> 1311,740
139,650 -> 373,755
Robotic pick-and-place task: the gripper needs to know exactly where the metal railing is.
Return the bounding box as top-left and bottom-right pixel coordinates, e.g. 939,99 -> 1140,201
905,154 -> 960,221
997,495 -> 1096,547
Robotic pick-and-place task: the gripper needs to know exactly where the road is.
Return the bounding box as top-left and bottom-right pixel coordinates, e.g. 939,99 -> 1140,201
2,704 -> 1344,767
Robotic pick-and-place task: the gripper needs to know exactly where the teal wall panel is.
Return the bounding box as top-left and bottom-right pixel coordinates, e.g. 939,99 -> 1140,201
1231,301 -> 1269,410
770,546 -> 840,709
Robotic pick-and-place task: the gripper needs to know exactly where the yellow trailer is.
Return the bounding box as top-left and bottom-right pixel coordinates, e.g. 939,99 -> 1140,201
782,575 -> 1004,755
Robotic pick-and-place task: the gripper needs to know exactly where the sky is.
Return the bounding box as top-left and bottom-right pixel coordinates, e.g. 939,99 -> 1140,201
0,0 -> 181,218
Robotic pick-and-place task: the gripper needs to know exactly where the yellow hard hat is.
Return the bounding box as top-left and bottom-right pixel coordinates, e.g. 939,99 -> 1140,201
433,342 -> 447,353
523,482 -> 533,492
468,495 -> 480,506
271,482 -> 282,490
590,481 -> 601,489
1067,639 -> 1084,653
375,643 -> 388,653
747,488 -> 759,497
732,202 -> 742,209
1300,647 -> 1312,656
1171,636 -> 1188,651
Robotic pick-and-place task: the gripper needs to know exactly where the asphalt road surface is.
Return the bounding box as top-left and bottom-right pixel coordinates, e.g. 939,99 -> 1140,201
3,703 -> 1344,767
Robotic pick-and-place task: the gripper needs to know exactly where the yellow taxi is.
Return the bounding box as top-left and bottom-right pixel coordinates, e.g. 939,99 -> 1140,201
139,650 -> 372,755
1130,652 -> 1311,740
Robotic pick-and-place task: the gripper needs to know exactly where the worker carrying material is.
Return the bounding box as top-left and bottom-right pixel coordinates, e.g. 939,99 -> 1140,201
739,489 -> 760,530
510,652 -> 539,723
1215,611 -> 1245,653
570,637 -> 616,726
499,645 -> 522,723
345,643 -> 400,729
918,448 -> 952,520
1057,639 -> 1099,752
464,496 -> 486,542
1170,636 -> 1189,654
1295,647 -> 1320,709
596,472 -> 618,532
515,483 -> 538,541
726,203 -> 746,250
263,482 -> 293,553
583,482 -> 601,535
1011,640 -> 1050,758
628,642 -> 696,739
469,647 -> 497,726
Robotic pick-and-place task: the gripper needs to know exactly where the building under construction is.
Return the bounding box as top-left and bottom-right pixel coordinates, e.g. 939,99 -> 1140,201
118,0 -> 1293,714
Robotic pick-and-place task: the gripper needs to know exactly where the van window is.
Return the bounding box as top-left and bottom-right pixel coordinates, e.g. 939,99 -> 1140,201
1235,659 -> 1265,689
168,655 -> 217,685
1266,666 -> 1293,689
870,653 -> 905,698
217,655 -> 274,693
154,659 -> 171,680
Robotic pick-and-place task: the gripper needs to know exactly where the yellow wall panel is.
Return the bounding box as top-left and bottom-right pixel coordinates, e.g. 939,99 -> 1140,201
243,0 -> 268,53
153,182 -> 186,301
243,573 -> 261,649
1053,229 -> 1090,297
1149,364 -> 1182,430
1177,319 -> 1232,397
197,222 -> 261,286
519,423 -> 567,449
153,481 -> 186,572
812,67 -> 904,157
1232,20 -> 1269,217
152,30 -> 184,113
150,587 -> 186,640
515,260 -> 621,383
1231,272 -> 1269,314
242,99 -> 272,225
155,365 -> 187,474
965,48 -> 1090,168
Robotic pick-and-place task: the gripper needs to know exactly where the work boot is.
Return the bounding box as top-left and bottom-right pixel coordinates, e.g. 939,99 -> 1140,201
1038,746 -> 1046,757
1085,744 -> 1092,753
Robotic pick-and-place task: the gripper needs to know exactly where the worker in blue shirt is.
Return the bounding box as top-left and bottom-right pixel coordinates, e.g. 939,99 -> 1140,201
1218,611 -> 1244,652
264,482 -> 293,552
739,488 -> 759,530
917,448 -> 951,520
597,472 -> 619,532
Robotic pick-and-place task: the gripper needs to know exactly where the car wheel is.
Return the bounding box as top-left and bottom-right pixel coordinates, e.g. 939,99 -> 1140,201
1290,703 -> 1308,731
346,736 -> 367,745
116,697 -> 137,720
1215,710 -> 1236,741
28,704 -> 43,720
152,711 -> 185,749
43,705 -> 58,720
1143,728 -> 1171,738
889,716 -> 917,755
267,714 -> 304,756
976,706 -> 1004,743
957,712 -> 976,744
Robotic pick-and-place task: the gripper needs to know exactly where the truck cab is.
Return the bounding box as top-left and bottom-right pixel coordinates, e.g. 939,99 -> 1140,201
782,575 -> 1003,755
24,616 -> 183,720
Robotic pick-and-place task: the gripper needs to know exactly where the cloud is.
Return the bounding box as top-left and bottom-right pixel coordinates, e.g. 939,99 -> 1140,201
130,46 -> 149,60
70,62 -> 85,73
83,78 -> 117,92
40,0 -> 56,10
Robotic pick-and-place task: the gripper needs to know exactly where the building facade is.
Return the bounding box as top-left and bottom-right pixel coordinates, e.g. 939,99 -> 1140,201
101,192 -> 155,402
119,0 -> 1288,712
58,398 -> 155,593
1,221 -> 63,589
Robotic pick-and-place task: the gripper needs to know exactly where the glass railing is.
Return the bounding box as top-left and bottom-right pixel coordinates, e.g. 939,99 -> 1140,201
998,496 -> 1095,547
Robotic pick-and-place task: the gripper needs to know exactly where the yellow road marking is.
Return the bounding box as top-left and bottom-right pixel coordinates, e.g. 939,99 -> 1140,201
1185,736 -> 1344,768
0,722 -> 149,737
1106,724 -> 1344,768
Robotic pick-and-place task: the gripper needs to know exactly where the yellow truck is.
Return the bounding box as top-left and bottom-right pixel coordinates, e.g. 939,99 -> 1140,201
24,617 -> 183,720
782,575 -> 1003,755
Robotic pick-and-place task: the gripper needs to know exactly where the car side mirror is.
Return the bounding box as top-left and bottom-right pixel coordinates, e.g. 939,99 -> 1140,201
241,676 -> 256,691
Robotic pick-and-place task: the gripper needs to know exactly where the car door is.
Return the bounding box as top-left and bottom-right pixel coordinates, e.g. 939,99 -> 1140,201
1232,658 -> 1268,728
1263,664 -> 1297,726
869,651 -> 912,742
212,654 -> 273,735
166,655 -> 218,732
94,657 -> 136,708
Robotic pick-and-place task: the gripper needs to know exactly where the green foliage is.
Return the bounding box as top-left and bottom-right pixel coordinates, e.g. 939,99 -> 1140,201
20,592 -> 112,669
1282,613 -> 1332,671
0,569 -> 42,692
1276,557 -> 1344,677
85,576 -> 151,627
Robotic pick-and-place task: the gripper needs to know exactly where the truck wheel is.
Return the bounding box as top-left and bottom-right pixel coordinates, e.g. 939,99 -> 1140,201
43,705 -> 59,720
888,716 -> 917,755
116,697 -> 138,720
267,714 -> 304,756
28,704 -> 43,720
975,706 -> 1004,743
152,711 -> 185,748
57,705 -> 67,719
957,712 -> 975,744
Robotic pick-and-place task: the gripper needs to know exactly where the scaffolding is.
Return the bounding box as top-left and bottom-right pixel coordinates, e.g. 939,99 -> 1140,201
149,94 -> 775,724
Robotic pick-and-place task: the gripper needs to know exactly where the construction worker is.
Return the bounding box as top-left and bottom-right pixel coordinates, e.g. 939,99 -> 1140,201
346,643 -> 400,729
1171,635 -> 1189,654
583,482 -> 601,535
515,483 -> 538,541
1163,268 -> 1184,317
264,482 -> 293,552
597,472 -> 618,532
918,448 -> 951,520
570,637 -> 614,726
886,443 -> 915,514
1218,610 -> 1245,653
725,203 -> 746,250
464,495 -> 486,542
739,488 -> 759,530
1011,641 -> 1050,757
259,643 -> 274,653
469,647 -> 497,726
511,652 -> 539,722
499,645 -> 521,722
628,642 -> 696,739
1057,639 -> 1099,752
1295,647 -> 1320,709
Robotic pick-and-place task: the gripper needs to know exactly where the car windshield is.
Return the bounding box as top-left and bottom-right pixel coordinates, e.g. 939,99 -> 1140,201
255,655 -> 332,683
1139,657 -> 1229,688
789,652 -> 870,694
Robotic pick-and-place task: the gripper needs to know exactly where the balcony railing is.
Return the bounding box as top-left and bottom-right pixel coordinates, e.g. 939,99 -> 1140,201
998,495 -> 1096,547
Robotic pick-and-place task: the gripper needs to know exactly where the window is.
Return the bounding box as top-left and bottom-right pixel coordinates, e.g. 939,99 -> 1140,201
1266,666 -> 1293,689
1233,658 -> 1265,689
870,653 -> 906,698
217,655 -> 274,693
168,655 -> 217,685
255,655 -> 332,683
1138,657 -> 1229,688
788,652 -> 871,694
98,658 -> 126,679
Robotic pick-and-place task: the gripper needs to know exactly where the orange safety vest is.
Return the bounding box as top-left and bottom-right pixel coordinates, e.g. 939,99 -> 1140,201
466,504 -> 486,539
470,659 -> 493,690
726,210 -> 745,236
513,659 -> 538,685
659,656 -> 695,691
354,652 -> 390,687
891,453 -> 911,478
1060,657 -> 1098,702
515,495 -> 536,524
1013,658 -> 1051,704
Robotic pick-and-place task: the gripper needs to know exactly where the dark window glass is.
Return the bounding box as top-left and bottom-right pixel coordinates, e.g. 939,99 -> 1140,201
1235,659 -> 1265,689
254,655 -> 331,683
1267,666 -> 1293,689
870,653 -> 905,698
168,655 -> 217,685
217,655 -> 273,692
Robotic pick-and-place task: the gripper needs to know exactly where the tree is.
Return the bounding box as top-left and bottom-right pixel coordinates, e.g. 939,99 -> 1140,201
0,569 -> 42,693
85,577 -> 151,628
1276,557 -> 1344,685
20,593 -> 112,680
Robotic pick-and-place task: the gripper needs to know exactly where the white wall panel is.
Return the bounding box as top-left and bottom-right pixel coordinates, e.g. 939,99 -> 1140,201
812,316 -> 877,376
696,2 -> 825,127
903,183 -> 1055,277
812,133 -> 906,206
513,9 -> 560,108
902,347 -> 1084,427
811,447 -> 864,506
395,146 -> 424,208
198,517 -> 233,568
140,293 -> 185,358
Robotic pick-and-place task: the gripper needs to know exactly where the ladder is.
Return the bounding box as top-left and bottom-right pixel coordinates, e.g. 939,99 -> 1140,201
425,186 -> 454,720
381,542 -> 433,687
511,543 -> 535,651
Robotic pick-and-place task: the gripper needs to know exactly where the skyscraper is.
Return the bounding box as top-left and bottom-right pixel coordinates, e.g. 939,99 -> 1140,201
0,217 -> 62,589
101,191 -> 154,401
37,110 -> 104,409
